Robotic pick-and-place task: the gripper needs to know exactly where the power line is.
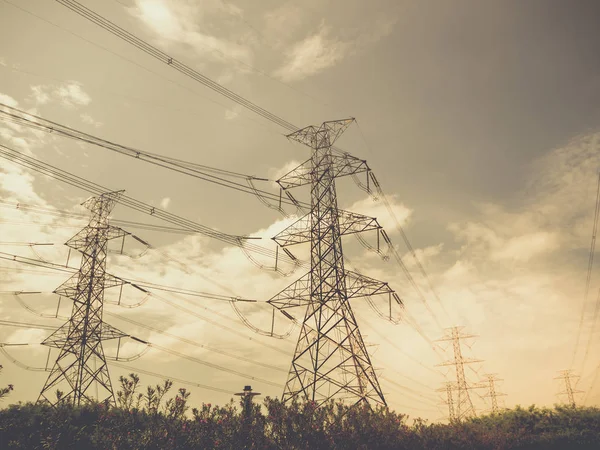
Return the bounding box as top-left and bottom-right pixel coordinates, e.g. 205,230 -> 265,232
0,142 -> 300,268
105,311 -> 287,374
575,173 -> 600,373
55,0 -> 298,131
0,103 -> 308,210
0,342 -> 237,395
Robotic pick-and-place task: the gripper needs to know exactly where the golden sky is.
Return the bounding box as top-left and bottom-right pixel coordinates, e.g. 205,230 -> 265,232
1,0 -> 600,421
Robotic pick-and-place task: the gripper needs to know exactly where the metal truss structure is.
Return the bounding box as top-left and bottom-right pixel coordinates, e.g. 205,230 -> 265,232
437,381 -> 457,421
436,327 -> 481,420
267,119 -> 401,407
480,373 -> 506,413
555,369 -> 582,407
38,191 -> 128,406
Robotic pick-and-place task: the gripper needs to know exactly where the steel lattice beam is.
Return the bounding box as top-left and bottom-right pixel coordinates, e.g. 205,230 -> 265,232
38,191 -> 127,407
268,118 -> 394,407
436,327 -> 479,420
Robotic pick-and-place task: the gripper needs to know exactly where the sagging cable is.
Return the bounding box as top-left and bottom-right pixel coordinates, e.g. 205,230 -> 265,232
229,301 -> 296,339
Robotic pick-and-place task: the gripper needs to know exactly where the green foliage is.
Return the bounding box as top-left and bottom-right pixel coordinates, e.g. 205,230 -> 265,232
0,374 -> 599,449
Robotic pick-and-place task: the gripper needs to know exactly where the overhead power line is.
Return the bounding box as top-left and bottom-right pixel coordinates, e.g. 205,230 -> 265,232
51,0 -> 353,157
0,142 -> 300,268
0,103 -> 308,210
55,0 -> 298,132
573,172 -> 600,372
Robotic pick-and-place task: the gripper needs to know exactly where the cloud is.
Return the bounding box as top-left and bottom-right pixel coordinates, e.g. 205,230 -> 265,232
0,93 -> 19,108
224,104 -> 242,120
273,13 -> 397,82
29,82 -> 92,108
274,25 -> 348,82
80,113 -> 103,128
262,3 -> 305,47
30,86 -> 50,105
130,0 -> 252,65
269,160 -> 302,181
491,231 -> 559,262
160,197 -> 171,209
348,195 -> 412,232
55,82 -> 91,107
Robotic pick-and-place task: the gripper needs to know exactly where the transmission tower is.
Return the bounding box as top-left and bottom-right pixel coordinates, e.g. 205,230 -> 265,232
480,373 -> 506,414
555,369 -> 583,407
436,326 -> 481,420
38,191 -> 128,406
437,381 -> 457,421
267,118 -> 400,407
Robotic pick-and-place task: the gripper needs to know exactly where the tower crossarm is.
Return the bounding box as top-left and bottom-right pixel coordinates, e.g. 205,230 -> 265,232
436,358 -> 483,367
65,224 -> 128,252
277,153 -> 369,190
286,118 -> 356,148
267,273 -> 311,309
273,210 -> 381,247
345,271 -> 396,299
54,272 -> 125,298
42,322 -> 128,349
268,271 -> 396,310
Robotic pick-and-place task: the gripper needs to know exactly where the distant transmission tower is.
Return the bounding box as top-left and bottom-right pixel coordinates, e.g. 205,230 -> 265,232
38,191 -> 128,406
480,373 -> 506,414
268,119 -> 399,407
437,381 -> 457,421
555,369 -> 583,407
436,327 -> 481,420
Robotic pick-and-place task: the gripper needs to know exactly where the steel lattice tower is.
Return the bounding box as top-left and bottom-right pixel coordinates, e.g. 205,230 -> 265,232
437,327 -> 481,420
481,373 -> 506,413
268,119 -> 399,407
38,191 -> 128,406
555,370 -> 582,407
437,381 -> 457,421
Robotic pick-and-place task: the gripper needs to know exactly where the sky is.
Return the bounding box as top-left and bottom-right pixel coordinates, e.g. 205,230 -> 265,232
1,0 -> 600,422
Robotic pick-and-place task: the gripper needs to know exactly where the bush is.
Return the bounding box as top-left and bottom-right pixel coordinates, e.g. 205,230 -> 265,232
0,374 -> 599,449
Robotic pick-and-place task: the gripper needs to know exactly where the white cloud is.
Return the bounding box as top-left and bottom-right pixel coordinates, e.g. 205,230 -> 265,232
262,3 -> 305,46
160,197 -> 171,209
348,195 -> 412,232
275,25 -> 348,82
273,13 -> 397,82
55,82 -> 91,107
224,104 -> 241,120
80,113 -> 103,128
28,82 -> 92,109
30,86 -> 50,105
0,92 -> 18,108
491,231 -> 559,262
130,0 -> 252,65
269,159 -> 302,182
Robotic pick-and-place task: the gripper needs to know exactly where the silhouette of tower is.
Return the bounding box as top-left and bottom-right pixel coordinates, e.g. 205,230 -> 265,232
436,327 -> 481,420
268,119 -> 400,407
38,191 -> 127,406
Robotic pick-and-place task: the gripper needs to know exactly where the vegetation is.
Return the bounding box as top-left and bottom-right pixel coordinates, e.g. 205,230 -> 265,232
0,374 -> 599,449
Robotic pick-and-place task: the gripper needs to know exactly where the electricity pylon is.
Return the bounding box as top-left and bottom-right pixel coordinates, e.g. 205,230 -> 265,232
38,191 -> 128,406
436,326 -> 481,420
555,369 -> 583,407
268,119 -> 400,407
437,381 -> 457,421
480,373 -> 506,413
